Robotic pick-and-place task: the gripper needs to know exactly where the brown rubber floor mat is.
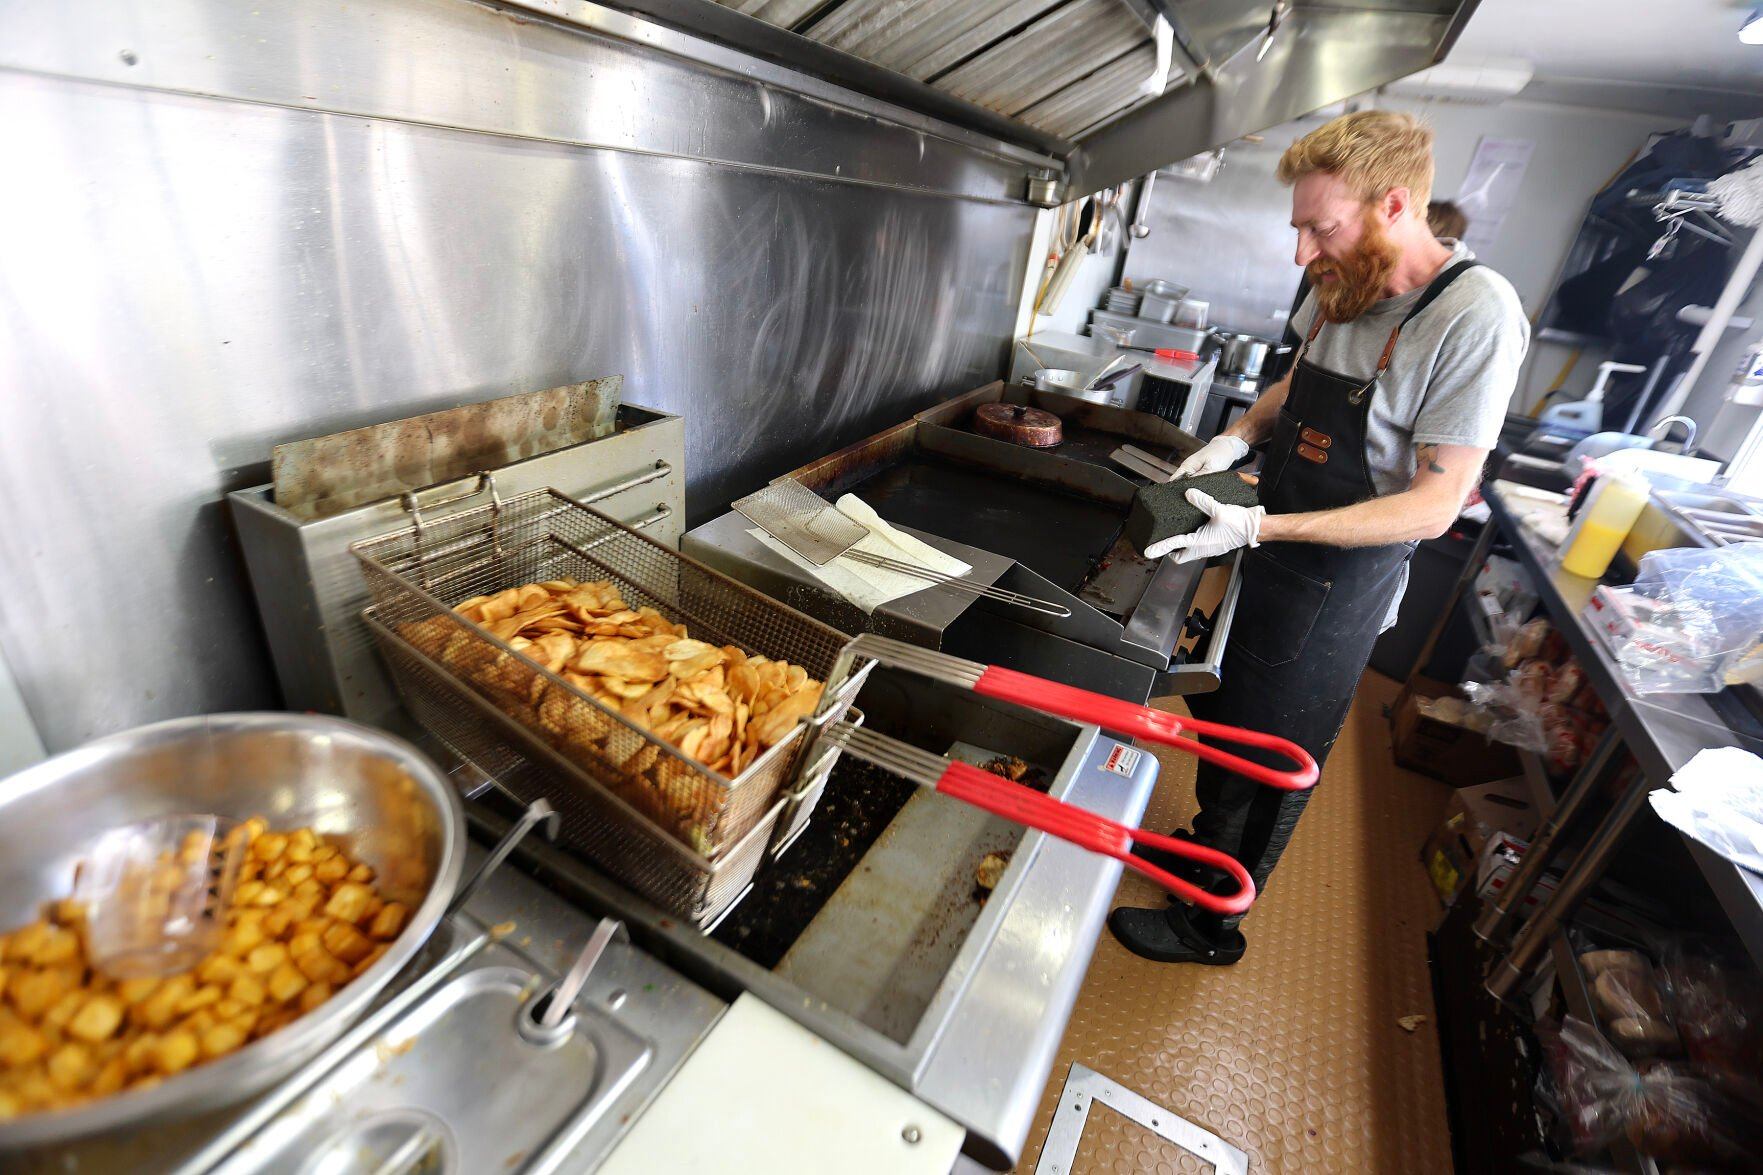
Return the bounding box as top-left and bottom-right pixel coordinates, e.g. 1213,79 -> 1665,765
1017,672 -> 1455,1173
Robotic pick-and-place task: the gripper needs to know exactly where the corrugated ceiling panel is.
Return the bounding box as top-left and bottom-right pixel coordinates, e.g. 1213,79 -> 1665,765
808,0 -> 1065,82
724,0 -> 830,27
1017,44 -> 1164,140
935,0 -> 1148,118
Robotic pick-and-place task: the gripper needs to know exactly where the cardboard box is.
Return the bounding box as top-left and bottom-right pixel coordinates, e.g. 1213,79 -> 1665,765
1420,801 -> 1484,906
1391,675 -> 1522,787
1475,831 -> 1560,919
1457,777 -> 1539,840
1419,779 -> 1539,906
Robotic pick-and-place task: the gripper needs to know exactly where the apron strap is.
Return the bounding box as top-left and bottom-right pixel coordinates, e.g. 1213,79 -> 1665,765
1293,258 -> 1480,376
1371,258 -> 1481,378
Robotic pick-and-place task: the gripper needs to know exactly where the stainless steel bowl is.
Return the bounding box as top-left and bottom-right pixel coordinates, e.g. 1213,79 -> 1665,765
0,713 -> 464,1149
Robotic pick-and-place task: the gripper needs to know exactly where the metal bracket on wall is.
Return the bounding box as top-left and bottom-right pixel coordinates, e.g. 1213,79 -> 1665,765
1034,1063 -> 1249,1175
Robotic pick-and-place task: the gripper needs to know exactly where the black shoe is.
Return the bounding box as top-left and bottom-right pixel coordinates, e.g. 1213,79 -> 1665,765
1107,902 -> 1247,966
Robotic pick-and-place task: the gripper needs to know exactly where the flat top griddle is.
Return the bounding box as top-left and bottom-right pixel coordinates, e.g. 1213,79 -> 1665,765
845,456 -> 1127,593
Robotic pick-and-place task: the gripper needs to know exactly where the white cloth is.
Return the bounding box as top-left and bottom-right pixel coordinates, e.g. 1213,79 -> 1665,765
749,493 -> 972,614
1173,434 -> 1250,479
1146,489 -> 1265,563
1649,746 -> 1763,875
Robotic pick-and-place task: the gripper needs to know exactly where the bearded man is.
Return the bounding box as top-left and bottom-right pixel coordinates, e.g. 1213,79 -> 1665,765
1110,110 -> 1529,966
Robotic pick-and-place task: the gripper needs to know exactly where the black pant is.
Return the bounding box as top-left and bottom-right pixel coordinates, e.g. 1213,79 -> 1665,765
1184,544 -> 1410,933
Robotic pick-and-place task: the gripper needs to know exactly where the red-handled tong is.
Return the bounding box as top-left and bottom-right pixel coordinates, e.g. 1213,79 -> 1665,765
818,635 -> 1321,915
823,725 -> 1259,914
842,635 -> 1318,791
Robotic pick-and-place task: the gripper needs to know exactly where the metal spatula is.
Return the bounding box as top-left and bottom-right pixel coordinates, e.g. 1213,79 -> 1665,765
734,479 -> 1071,618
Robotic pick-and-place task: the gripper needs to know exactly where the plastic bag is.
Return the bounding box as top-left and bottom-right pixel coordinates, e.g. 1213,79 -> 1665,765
1648,746 -> 1763,875
1537,1016 -> 1763,1166
1602,546 -> 1763,695
1662,937 -> 1763,1073
1580,948 -> 1678,1057
1460,676 -> 1548,752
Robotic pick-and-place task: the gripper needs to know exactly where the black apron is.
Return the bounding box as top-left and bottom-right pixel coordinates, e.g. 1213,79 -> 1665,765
1184,259 -> 1480,932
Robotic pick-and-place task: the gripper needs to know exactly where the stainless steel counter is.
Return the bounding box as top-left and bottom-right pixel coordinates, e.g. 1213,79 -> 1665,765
17,838 -> 725,1173
472,719 -> 1158,1170
1484,480 -> 1763,965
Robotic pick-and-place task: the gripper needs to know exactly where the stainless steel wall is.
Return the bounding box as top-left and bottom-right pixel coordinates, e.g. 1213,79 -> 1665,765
1122,126 -> 1314,339
0,0 -> 1043,751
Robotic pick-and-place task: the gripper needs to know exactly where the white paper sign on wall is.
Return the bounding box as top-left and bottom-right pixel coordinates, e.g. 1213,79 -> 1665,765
1454,136 -> 1535,255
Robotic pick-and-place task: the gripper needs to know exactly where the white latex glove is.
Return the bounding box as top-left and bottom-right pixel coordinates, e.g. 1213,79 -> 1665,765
1147,490 -> 1265,563
1172,433 -> 1250,478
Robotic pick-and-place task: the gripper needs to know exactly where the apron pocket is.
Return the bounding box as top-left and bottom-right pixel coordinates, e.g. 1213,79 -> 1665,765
1235,550 -> 1331,668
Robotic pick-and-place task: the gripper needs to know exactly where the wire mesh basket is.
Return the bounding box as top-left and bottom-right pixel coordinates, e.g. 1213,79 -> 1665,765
363,606 -> 783,925
353,487 -> 865,868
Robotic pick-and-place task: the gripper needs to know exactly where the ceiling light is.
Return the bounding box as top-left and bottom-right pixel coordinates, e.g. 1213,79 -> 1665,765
1742,7 -> 1763,44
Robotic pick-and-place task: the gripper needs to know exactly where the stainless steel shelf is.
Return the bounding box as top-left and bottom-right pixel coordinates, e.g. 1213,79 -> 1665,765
1485,482 -> 1763,969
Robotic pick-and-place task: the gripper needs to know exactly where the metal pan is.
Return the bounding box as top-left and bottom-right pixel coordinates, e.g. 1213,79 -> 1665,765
0,714 -> 465,1149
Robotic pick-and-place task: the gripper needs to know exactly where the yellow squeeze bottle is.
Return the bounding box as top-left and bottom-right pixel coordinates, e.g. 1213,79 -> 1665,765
1560,474 -> 1650,579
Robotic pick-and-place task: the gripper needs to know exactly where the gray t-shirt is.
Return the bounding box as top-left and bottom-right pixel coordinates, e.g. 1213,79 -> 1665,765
1286,240 -> 1530,626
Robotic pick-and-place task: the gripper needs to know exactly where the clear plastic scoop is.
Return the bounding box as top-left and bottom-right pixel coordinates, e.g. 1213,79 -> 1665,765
74,815 -> 247,978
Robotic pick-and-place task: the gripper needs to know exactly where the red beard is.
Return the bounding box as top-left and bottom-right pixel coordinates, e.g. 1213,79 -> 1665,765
1308,211 -> 1400,323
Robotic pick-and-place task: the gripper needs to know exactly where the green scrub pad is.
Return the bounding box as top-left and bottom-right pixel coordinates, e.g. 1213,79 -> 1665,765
1125,471 -> 1260,555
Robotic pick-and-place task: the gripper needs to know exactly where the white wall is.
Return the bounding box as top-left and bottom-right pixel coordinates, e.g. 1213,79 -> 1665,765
1033,179 -> 1139,337
1382,96 -> 1684,413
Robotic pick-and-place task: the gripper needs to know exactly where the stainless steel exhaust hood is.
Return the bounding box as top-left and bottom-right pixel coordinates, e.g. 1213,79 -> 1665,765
618,0 -> 1480,198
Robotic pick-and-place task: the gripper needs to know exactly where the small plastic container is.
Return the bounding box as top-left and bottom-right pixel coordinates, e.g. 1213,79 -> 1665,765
1560,473 -> 1651,580
75,815 -> 246,978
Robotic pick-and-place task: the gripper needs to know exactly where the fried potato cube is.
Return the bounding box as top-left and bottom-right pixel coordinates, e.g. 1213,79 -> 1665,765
312,857 -> 348,886
173,984 -> 221,1017
214,997 -> 244,1020
222,916 -> 267,958
266,963 -> 308,1004
6,922 -> 49,964
323,883 -> 373,925
281,864 -> 314,888
368,903 -> 409,942
293,944 -> 349,986
90,1054 -> 130,1097
263,905 -> 296,939
286,829 -> 318,862
321,922 -> 373,966
0,1018 -> 48,1067
46,1042 -> 94,1092
44,989 -> 86,1031
178,1008 -> 217,1037
155,1031 -> 199,1076
246,942 -> 289,975
294,878 -> 326,906
10,967 -> 72,1021
200,1022 -> 248,1060
122,1032 -> 160,1075
346,863 -> 375,885
228,974 -> 267,1008
67,995 -> 124,1044
137,975 -> 194,1031
353,944 -> 389,978
251,833 -> 288,862
298,983 -> 333,1014
116,976 -> 160,1007
31,925 -> 81,967
198,955 -> 242,986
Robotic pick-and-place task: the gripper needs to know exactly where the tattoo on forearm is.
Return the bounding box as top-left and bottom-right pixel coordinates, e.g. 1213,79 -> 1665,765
1416,444 -> 1446,475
